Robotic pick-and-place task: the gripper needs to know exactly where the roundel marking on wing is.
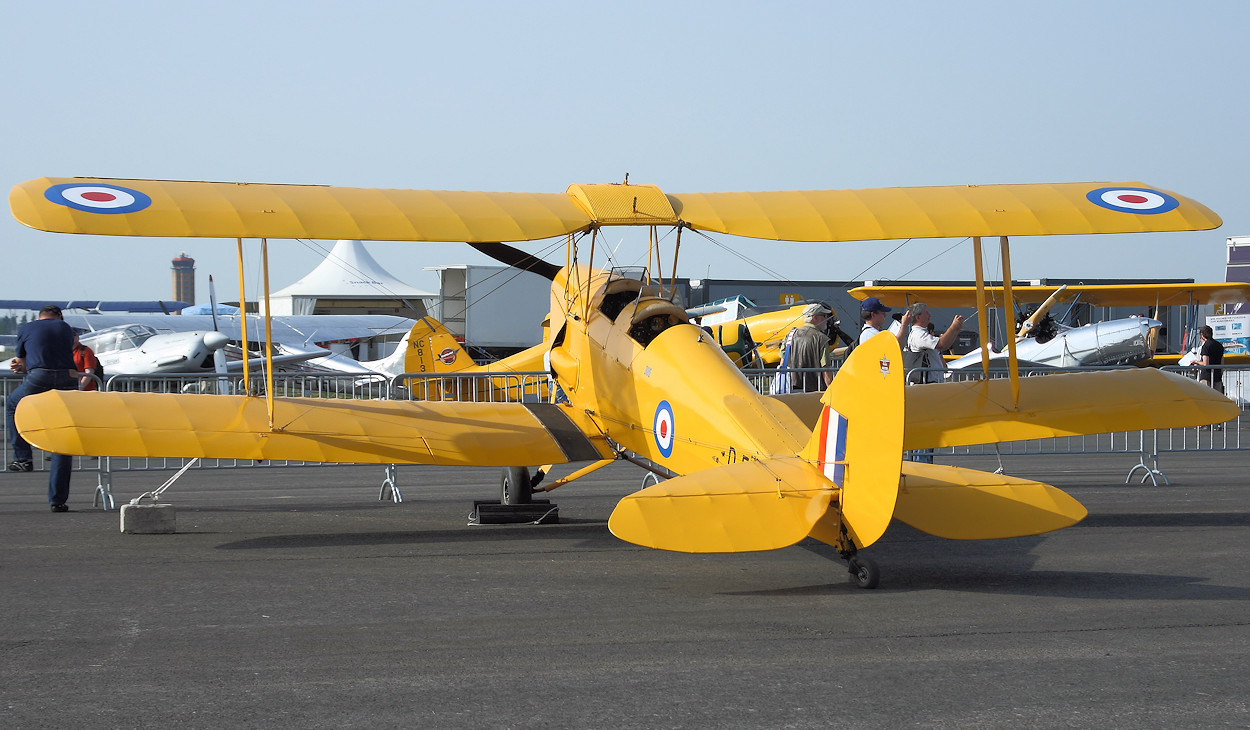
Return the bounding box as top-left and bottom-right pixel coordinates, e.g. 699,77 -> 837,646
653,400 -> 675,458
44,183 -> 153,215
1085,187 -> 1179,215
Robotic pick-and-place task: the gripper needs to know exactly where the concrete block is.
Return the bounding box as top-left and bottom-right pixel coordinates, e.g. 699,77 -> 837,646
120,503 -> 177,534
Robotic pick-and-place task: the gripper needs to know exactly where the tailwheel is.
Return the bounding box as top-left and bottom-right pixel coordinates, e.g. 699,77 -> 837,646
500,466 -> 533,505
848,556 -> 880,589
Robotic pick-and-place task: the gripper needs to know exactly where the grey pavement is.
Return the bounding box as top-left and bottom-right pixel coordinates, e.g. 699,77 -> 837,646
1,452 -> 1247,729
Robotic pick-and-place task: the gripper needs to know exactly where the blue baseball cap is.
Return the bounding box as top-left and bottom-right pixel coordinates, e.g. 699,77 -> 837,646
861,297 -> 891,314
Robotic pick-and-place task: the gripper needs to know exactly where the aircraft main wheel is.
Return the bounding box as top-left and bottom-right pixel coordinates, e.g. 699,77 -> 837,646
849,557 -> 880,589
500,467 -> 532,505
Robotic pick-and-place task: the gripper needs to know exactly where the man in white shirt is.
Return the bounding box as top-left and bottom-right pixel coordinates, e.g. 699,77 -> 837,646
904,302 -> 964,384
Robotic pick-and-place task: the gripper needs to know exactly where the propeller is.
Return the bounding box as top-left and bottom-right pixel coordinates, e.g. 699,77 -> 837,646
208,275 -> 229,380
1016,285 -> 1068,340
467,241 -> 561,281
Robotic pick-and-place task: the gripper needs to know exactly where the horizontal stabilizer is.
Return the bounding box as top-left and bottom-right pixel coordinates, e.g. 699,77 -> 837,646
903,368 -> 1239,450
894,462 -> 1086,540
15,391 -> 608,466
608,458 -> 834,553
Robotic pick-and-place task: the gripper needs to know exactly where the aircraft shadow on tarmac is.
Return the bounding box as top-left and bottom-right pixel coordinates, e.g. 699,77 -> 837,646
723,521 -> 1250,600
213,519 -> 616,551
209,512 -> 1250,601
1077,511 -> 1250,528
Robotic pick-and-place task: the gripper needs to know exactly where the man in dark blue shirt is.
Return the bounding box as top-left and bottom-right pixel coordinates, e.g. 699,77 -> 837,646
6,305 -> 79,511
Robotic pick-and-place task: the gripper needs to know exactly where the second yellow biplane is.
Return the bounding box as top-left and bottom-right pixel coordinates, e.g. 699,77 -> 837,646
10,177 -> 1238,588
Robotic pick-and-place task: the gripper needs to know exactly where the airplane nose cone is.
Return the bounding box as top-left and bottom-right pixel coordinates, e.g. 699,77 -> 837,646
203,331 -> 229,350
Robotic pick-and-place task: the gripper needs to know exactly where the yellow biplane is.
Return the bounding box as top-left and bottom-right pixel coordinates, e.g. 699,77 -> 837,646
9,177 -> 1238,588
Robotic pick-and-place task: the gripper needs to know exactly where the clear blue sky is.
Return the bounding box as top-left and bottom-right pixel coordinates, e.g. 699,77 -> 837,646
3,1 -> 1247,304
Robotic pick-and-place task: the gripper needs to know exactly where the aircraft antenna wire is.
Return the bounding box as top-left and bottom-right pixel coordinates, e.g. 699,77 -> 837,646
892,237 -> 970,281
688,228 -> 919,297
293,238 -> 430,334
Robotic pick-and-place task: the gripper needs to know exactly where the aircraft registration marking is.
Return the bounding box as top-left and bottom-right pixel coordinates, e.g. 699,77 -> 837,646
44,182 -> 152,214
1085,186 -> 1179,215
653,400 -> 675,458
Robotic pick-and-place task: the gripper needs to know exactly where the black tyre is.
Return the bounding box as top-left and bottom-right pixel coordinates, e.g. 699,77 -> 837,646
849,557 -> 880,589
500,467 -> 532,505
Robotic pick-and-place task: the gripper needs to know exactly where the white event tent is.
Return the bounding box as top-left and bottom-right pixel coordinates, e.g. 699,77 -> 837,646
263,240 -> 435,318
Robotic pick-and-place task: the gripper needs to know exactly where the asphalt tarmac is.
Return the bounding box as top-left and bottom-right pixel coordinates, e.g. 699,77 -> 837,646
1,451 -> 1247,729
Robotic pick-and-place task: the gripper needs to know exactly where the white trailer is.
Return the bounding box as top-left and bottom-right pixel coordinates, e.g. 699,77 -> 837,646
425,265 -> 551,350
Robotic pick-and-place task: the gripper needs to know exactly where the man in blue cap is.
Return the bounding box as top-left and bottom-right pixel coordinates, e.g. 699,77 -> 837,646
858,296 -> 912,348
6,304 -> 79,512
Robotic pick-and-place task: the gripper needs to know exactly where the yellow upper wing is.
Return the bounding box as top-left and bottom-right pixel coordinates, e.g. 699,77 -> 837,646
11,178 -> 593,242
15,391 -> 609,465
13,178 -> 1220,242
670,182 -> 1220,240
851,282 -> 1250,308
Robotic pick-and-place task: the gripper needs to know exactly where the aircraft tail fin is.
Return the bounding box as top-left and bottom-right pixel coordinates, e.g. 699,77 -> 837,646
402,317 -> 476,374
799,330 -> 905,550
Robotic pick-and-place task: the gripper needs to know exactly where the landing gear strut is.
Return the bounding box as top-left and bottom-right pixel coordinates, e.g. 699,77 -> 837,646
846,555 -> 880,589
837,525 -> 880,589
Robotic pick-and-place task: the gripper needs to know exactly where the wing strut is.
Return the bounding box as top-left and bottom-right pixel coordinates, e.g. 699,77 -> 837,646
999,236 -> 1021,407
972,237 -> 991,379
235,238 -> 251,396
261,238 -> 276,428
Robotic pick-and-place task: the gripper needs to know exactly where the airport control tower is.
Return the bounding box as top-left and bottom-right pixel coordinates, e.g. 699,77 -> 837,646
172,252 -> 196,305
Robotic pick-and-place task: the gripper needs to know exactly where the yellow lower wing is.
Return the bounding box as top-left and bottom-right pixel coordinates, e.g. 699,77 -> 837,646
16,391 -> 608,466
608,458 -> 834,553
776,369 -> 1237,449
903,369 -> 1239,450
893,462 -> 1087,539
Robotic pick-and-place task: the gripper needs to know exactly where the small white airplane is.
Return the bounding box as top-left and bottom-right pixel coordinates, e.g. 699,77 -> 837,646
79,323 -> 232,375
945,316 -> 1162,370
77,322 -> 340,376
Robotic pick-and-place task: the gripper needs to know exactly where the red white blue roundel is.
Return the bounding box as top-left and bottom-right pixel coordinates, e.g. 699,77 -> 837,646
44,183 -> 152,215
1086,187 -> 1179,216
653,400 -> 675,458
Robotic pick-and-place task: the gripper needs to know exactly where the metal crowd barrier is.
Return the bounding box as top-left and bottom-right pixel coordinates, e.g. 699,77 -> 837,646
3,362 -> 1245,509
